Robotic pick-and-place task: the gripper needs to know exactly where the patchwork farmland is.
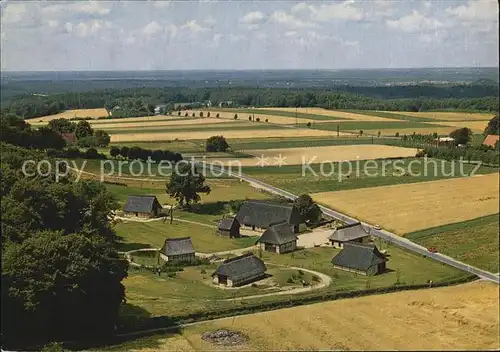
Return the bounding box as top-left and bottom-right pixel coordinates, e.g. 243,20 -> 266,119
312,173 -> 500,234
107,281 -> 498,351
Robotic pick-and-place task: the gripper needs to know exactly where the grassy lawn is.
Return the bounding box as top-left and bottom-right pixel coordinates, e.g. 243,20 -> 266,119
407,214 -> 500,272
115,219 -> 258,252
258,245 -> 467,290
242,158 -> 498,194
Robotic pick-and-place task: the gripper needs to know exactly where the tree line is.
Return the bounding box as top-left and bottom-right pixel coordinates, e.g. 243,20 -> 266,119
2,86 -> 498,120
110,145 -> 183,163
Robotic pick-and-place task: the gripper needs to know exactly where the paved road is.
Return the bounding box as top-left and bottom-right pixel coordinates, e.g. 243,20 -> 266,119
195,161 -> 500,284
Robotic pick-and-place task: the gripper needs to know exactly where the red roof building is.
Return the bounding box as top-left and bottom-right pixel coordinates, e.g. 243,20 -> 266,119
483,135 -> 500,148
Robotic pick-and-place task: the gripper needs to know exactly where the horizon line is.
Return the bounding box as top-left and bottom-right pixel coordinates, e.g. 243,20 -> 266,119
2,66 -> 499,73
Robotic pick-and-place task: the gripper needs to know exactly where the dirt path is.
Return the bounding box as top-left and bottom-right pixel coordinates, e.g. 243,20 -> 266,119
223,265 -> 332,301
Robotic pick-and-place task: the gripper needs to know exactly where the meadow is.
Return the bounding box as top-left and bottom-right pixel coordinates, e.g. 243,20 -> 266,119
407,214 -> 500,272
312,173 -> 500,234
115,220 -> 257,253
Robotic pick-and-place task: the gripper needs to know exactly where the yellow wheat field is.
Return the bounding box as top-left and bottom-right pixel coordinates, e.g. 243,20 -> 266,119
260,107 -> 402,121
110,128 -> 342,142
127,281 -> 498,351
206,110 -> 343,125
29,108 -> 109,122
377,127 -> 459,136
205,145 -> 418,167
312,173 -> 500,234
382,111 -> 495,121
425,120 -> 489,133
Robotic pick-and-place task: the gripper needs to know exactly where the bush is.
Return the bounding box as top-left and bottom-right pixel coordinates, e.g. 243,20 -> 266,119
200,112 -> 204,117
256,117 -> 260,122
234,114 -> 238,119
206,135 -> 229,152
216,113 -> 220,118
312,275 -> 320,282
265,119 -> 268,123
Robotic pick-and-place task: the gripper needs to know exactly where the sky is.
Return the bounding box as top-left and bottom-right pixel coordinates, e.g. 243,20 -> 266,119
1,0 -> 498,71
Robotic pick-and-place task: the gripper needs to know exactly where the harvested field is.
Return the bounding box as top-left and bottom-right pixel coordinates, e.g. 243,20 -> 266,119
110,128 -> 341,142
383,111 -> 495,121
206,145 -> 418,166
260,107 -> 402,121
204,109 -> 341,124
29,108 -> 109,122
425,120 -> 489,133
312,173 -> 500,234
378,127 -> 458,136
178,281 -> 499,351
102,122 -> 255,132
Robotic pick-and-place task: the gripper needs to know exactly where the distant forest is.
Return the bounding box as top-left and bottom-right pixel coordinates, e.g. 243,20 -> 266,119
1,84 -> 499,120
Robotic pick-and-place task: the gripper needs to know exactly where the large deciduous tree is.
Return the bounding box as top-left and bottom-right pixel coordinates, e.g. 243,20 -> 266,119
449,127 -> 473,145
166,162 -> 211,208
293,194 -> 322,225
74,121 -> 94,139
48,118 -> 76,134
205,135 -> 229,152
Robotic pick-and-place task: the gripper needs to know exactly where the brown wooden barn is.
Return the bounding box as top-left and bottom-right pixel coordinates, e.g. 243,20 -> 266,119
329,222 -> 372,249
160,237 -> 196,264
123,195 -> 162,218
331,242 -> 388,276
217,216 -> 241,238
235,200 -> 303,233
212,253 -> 267,287
256,221 -> 298,254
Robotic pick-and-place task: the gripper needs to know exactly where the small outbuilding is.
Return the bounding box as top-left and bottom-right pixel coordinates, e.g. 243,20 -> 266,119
329,222 -> 372,249
160,237 -> 196,263
123,195 -> 162,218
212,252 -> 267,287
217,217 -> 241,238
331,242 -> 388,276
256,221 -> 298,254
235,200 -> 303,233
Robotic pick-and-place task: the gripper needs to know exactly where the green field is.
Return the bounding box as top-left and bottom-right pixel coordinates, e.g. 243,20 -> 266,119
110,139 -> 203,153
242,158 -> 498,194
407,215 -> 500,272
108,136 -> 410,152
305,121 -> 446,132
102,123 -> 285,134
115,220 -> 257,252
